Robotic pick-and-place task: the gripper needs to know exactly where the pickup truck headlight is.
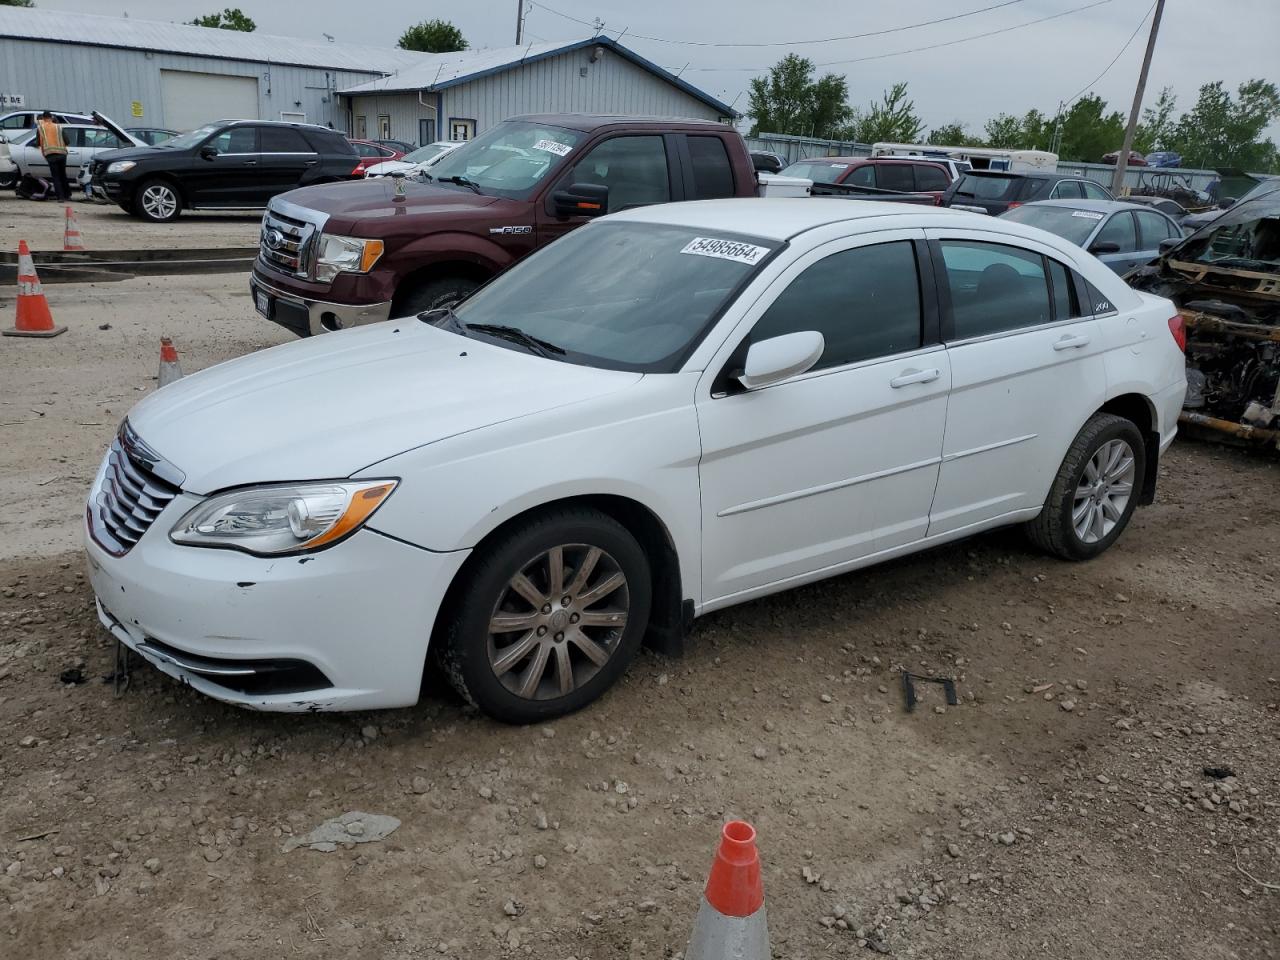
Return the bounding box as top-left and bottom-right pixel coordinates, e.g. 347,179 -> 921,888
314,234 -> 384,283
106,160 -> 137,175
170,480 -> 397,555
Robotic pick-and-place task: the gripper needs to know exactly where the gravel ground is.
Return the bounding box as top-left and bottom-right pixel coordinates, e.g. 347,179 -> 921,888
0,272 -> 1277,959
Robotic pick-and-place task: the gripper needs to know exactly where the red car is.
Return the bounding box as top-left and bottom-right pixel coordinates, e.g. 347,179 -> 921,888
347,139 -> 406,175
1101,150 -> 1147,166
777,157 -> 954,203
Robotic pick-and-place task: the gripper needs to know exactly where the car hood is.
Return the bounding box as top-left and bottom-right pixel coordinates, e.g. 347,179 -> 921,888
92,145 -> 160,165
365,159 -> 416,176
125,321 -> 642,494
279,179 -> 503,220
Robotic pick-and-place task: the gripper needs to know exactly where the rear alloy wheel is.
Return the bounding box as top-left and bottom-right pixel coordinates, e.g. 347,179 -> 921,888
1025,413 -> 1145,560
135,179 -> 182,222
440,508 -> 651,723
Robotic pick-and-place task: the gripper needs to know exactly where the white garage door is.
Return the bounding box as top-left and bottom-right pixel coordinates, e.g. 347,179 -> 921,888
160,70 -> 258,132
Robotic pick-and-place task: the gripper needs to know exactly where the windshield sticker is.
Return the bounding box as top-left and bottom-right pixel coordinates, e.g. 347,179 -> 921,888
532,139 -> 573,157
829,163 -> 849,169
680,237 -> 771,265
1071,210 -> 1105,220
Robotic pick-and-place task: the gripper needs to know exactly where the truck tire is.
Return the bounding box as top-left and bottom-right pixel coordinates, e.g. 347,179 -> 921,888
395,276 -> 479,317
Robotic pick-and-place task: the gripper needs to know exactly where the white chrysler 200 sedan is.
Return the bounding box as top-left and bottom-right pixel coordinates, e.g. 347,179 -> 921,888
85,199 -> 1186,723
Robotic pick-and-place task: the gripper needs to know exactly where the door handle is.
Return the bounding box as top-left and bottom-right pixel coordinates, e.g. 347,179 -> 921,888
889,367 -> 941,388
304,160 -> 318,166
1053,334 -> 1091,351
242,160 -> 257,166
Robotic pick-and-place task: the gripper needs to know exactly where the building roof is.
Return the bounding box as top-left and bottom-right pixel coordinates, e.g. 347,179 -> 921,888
0,7 -> 425,74
337,37 -> 737,118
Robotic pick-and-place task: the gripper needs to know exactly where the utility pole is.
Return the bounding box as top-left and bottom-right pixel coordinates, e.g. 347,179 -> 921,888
515,0 -> 524,45
1111,0 -> 1166,195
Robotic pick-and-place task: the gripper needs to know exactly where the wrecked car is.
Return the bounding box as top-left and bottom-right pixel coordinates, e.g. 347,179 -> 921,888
1129,189 -> 1280,448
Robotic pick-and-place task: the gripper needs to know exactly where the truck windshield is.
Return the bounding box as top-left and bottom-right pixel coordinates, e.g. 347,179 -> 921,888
426,120 -> 584,198
444,222 -> 780,372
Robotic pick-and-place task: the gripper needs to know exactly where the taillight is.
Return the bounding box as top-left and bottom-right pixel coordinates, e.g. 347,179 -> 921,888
1005,201 -> 1021,210
1167,314 -> 1186,351
351,164 -> 364,176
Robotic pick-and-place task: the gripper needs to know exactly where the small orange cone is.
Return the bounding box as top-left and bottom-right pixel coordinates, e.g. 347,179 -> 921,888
63,206 -> 85,251
158,336 -> 184,387
686,820 -> 770,959
4,240 -> 66,338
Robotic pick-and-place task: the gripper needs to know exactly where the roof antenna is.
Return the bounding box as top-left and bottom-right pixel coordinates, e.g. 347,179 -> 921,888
591,17 -> 604,37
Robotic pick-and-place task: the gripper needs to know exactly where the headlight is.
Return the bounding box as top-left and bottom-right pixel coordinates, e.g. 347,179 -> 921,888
314,234 -> 384,282
106,160 -> 137,175
170,480 -> 397,555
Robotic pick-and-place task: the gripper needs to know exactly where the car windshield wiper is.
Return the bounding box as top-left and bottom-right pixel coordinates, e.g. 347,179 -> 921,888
438,175 -> 482,195
465,323 -> 565,358
418,304 -> 467,331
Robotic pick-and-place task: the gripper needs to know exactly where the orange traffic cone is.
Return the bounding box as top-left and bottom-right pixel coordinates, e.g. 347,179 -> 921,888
686,821 -> 770,959
158,337 -> 184,387
63,206 -> 85,251
4,240 -> 66,338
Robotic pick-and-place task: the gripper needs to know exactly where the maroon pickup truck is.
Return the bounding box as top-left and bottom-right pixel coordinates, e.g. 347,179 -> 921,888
250,114 -> 760,336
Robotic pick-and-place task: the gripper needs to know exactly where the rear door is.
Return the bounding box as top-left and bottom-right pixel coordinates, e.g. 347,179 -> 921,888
925,231 -> 1107,535
257,126 -> 319,200
1133,209 -> 1180,267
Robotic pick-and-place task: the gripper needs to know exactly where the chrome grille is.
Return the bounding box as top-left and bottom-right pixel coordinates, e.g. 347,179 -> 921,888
89,427 -> 183,556
259,204 -> 318,279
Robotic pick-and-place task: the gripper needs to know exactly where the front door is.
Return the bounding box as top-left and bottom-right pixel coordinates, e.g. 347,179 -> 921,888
1092,211 -> 1145,274
925,232 -> 1107,535
188,125 -> 260,205
696,232 -> 951,604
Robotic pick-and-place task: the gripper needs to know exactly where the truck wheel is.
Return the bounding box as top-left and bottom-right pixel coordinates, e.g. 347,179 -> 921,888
134,179 -> 182,222
395,276 -> 479,317
1024,413 -> 1145,561
438,507 -> 652,724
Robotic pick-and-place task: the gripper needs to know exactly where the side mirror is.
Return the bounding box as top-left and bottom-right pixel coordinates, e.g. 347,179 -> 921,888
199,145 -> 218,161
738,331 -> 825,391
1219,197 -> 1236,209
552,182 -> 608,219
1158,237 -> 1181,255
1089,240 -> 1121,255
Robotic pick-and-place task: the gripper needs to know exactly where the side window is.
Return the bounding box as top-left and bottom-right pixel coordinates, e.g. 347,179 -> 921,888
1047,259 -> 1082,320
1095,212 -> 1137,252
915,164 -> 950,192
750,241 -> 922,371
939,240 -> 1051,339
572,136 -> 670,213
260,127 -> 312,153
687,136 -> 735,200
0,114 -> 31,130
1134,210 -> 1176,246
352,141 -> 379,157
209,127 -> 257,154
877,164 -> 914,193
847,165 -> 875,188
1051,180 -> 1084,199
62,128 -> 87,148
1081,180 -> 1111,200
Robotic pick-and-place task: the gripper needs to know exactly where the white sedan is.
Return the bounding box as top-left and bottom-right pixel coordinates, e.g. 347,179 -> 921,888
8,121 -> 144,182
364,140 -> 460,178
84,199 -> 1186,722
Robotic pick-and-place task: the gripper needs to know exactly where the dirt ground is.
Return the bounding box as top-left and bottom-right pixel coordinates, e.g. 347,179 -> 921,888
2,190 -> 262,251
0,271 -> 1277,959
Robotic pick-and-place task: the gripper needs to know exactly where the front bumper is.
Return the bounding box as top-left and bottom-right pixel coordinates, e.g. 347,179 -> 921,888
84,491 -> 470,712
250,271 -> 393,338
92,180 -> 127,202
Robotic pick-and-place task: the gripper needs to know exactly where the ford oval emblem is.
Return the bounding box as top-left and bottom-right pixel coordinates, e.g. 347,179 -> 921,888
264,228 -> 285,250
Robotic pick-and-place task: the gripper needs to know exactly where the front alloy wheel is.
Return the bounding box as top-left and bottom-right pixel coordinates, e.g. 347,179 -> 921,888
136,180 -> 181,222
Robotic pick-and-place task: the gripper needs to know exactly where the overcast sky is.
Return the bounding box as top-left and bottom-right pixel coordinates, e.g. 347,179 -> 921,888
35,0 -> 1280,141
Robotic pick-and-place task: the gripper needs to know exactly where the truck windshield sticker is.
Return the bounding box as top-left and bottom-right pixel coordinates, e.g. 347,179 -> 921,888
1071,210 -> 1105,220
679,237 -> 770,265
532,139 -> 573,157
829,163 -> 849,169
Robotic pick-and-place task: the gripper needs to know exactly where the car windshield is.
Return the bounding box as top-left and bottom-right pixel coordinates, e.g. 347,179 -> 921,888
159,125 -> 219,149
443,222 -> 779,372
952,173 -> 1022,199
779,161 -> 850,184
1001,204 -> 1104,246
1175,214 -> 1280,271
400,144 -> 448,163
425,121 -> 583,198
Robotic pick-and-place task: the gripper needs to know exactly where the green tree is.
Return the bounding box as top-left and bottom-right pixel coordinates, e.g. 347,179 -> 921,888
1134,86 -> 1177,154
1056,94 -> 1124,162
927,122 -> 982,147
747,54 -> 851,139
397,19 -> 468,53
844,82 -> 924,144
188,7 -> 255,30
983,113 -> 1025,149
0,0 -> 35,6
1172,79 -> 1280,170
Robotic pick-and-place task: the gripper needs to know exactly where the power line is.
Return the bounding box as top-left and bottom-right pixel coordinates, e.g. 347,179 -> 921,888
1060,0 -> 1155,108
528,0 -> 1034,48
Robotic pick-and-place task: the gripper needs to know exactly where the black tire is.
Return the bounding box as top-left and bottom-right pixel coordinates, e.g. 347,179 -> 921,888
133,178 -> 182,222
117,200 -> 134,215
394,275 -> 479,316
439,507 -> 652,724
1025,413 -> 1146,561
0,171 -> 16,191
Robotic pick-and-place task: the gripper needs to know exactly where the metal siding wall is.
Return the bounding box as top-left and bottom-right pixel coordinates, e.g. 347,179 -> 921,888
0,38 -> 378,130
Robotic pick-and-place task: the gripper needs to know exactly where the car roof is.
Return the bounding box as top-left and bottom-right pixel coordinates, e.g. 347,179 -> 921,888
1017,198 -> 1153,213
508,113 -> 732,132
216,118 -> 336,131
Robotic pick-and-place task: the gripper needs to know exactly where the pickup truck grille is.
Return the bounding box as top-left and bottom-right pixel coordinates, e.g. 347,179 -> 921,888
89,427 -> 183,556
259,204 -> 319,279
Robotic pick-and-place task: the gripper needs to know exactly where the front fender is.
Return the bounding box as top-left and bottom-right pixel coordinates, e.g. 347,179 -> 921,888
386,231 -> 515,278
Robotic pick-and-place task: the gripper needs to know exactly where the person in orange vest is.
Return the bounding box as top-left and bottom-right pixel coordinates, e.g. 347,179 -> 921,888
35,110 -> 71,202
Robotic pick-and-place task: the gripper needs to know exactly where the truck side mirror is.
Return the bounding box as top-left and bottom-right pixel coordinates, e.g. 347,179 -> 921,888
552,183 -> 608,219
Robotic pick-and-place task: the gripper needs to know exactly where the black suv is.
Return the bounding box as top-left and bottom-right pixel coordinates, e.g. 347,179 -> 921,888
87,119 -> 360,222
943,170 -> 1113,215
